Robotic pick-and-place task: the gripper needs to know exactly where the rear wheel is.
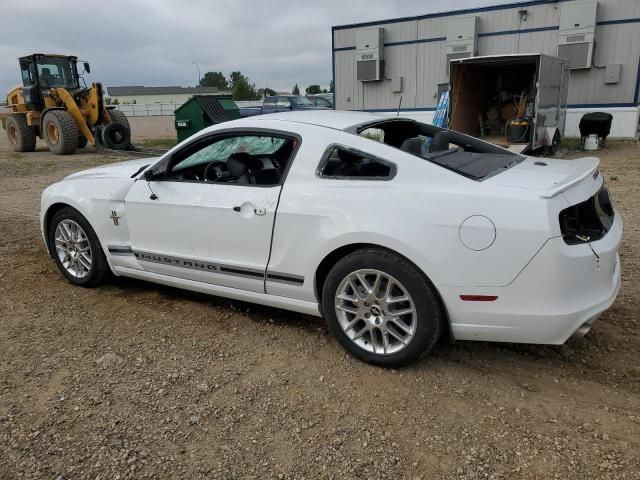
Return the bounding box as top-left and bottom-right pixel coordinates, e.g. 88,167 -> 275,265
322,248 -> 444,367
5,114 -> 36,152
43,110 -> 78,155
48,207 -> 110,287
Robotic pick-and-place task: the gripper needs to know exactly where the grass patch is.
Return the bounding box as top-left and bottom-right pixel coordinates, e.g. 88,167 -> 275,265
137,138 -> 178,148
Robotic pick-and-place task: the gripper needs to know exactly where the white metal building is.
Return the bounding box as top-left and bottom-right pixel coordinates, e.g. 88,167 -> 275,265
332,0 -> 640,138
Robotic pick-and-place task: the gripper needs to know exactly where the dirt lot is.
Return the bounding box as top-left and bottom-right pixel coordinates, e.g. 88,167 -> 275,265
0,123 -> 639,479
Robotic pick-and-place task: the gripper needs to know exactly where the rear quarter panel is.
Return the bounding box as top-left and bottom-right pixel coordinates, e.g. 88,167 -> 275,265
266,125 -> 558,303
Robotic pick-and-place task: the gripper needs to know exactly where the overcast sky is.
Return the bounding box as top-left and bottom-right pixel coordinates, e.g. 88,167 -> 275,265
1,0 -> 517,95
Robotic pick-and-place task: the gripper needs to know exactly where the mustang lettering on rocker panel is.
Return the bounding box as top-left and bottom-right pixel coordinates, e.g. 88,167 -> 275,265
106,247 -> 304,286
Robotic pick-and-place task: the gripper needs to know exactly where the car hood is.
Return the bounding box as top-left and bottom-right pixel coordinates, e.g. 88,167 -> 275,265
64,157 -> 159,181
484,156 -> 600,197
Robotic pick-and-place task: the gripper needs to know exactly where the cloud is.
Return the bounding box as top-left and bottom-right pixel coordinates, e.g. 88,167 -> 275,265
0,0 -> 515,95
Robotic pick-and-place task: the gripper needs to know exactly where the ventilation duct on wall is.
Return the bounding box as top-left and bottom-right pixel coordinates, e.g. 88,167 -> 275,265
356,28 -> 384,82
557,0 -> 598,69
445,16 -> 478,76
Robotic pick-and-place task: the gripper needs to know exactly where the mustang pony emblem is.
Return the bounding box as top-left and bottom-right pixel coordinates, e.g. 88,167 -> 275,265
110,210 -> 122,226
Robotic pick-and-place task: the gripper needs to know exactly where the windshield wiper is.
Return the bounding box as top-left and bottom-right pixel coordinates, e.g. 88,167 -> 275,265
131,164 -> 150,178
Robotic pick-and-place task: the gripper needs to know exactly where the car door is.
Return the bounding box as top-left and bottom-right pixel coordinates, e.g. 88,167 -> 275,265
123,130 -> 296,293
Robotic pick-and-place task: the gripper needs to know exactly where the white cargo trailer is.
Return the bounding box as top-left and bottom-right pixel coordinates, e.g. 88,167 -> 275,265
448,54 -> 570,154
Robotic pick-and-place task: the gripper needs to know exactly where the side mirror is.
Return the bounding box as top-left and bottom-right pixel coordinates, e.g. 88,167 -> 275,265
84,62 -> 91,74
143,170 -> 155,181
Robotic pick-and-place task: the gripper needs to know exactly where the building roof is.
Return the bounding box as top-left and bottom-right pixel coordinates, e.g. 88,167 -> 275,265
106,85 -> 227,96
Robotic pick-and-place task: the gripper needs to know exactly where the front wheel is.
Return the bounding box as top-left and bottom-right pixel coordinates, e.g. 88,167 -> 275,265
43,110 -> 78,155
48,207 -> 110,287
322,248 -> 444,367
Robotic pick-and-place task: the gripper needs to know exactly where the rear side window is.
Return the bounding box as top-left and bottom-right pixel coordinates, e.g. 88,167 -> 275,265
264,96 -> 277,106
318,146 -> 395,180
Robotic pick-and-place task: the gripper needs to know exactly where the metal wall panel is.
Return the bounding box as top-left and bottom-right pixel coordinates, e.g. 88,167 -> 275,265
333,0 -> 640,111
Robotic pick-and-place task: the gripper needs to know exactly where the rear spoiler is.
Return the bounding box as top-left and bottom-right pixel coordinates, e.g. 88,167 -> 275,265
539,157 -> 600,198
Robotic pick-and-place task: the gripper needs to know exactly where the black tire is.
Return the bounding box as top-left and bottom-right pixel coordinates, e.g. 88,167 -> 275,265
43,110 -> 78,155
547,130 -> 561,157
77,135 -> 88,149
107,109 -> 131,131
101,122 -> 131,150
48,207 -> 110,288
5,114 -> 36,152
322,248 -> 444,367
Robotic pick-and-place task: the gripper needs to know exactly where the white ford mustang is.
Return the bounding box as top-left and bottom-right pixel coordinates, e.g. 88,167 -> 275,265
40,111 -> 622,366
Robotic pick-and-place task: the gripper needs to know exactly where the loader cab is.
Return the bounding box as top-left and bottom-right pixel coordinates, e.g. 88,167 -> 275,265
19,54 -> 81,91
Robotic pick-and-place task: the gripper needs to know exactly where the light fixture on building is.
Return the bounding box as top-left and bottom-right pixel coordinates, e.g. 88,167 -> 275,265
519,9 -> 528,22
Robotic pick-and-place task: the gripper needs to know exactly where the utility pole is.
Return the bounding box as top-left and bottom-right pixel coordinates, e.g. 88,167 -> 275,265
192,62 -> 201,87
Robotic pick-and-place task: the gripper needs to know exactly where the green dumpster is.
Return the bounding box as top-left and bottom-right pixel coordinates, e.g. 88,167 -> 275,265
174,95 -> 240,142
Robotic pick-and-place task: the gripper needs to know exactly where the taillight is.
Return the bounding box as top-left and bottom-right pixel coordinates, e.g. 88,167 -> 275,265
559,187 -> 614,245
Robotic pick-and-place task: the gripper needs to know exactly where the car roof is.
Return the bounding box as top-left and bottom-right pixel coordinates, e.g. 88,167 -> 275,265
242,110 -> 397,131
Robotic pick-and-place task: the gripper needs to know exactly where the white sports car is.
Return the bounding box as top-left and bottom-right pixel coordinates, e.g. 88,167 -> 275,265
40,111 -> 622,366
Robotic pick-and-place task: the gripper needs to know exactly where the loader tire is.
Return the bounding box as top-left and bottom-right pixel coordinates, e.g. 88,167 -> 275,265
101,122 -> 131,150
43,110 -> 78,155
107,109 -> 131,131
6,114 -> 36,152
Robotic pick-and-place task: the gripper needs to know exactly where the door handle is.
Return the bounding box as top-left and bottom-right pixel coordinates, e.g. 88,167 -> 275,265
232,205 -> 266,216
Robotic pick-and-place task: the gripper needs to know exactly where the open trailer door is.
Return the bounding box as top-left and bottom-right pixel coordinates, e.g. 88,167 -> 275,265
449,53 -> 569,155
535,54 -> 570,153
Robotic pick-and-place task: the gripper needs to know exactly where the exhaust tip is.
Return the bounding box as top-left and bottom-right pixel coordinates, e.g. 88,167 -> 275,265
572,323 -> 592,339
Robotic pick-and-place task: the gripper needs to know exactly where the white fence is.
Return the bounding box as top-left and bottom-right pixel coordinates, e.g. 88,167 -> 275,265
113,99 -> 264,117
113,103 -> 178,117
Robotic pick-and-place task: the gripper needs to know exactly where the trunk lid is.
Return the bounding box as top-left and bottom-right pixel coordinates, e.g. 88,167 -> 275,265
484,156 -> 600,198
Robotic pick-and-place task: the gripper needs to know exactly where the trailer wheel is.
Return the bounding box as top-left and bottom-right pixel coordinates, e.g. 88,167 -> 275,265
101,122 -> 131,150
43,110 -> 78,155
6,114 -> 36,152
547,130 -> 561,157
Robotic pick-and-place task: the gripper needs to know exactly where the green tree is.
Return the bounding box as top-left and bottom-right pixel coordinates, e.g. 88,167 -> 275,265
329,79 -> 334,93
305,84 -> 322,95
257,87 -> 277,97
199,71 -> 228,90
229,71 -> 259,100
292,84 -> 300,95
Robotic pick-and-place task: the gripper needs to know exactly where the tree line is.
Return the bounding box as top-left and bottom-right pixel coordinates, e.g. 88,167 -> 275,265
199,71 -> 333,100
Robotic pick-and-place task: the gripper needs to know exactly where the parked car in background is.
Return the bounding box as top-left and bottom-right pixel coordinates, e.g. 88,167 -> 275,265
306,93 -> 334,108
40,111 -> 622,367
239,95 -> 328,117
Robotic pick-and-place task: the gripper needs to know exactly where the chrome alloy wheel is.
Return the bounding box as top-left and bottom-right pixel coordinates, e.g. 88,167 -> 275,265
54,219 -> 92,279
335,269 -> 417,355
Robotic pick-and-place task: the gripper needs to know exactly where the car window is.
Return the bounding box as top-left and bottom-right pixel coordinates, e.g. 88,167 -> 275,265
264,96 -> 277,106
160,133 -> 297,186
276,97 -> 291,109
319,146 -> 395,180
173,136 -> 285,172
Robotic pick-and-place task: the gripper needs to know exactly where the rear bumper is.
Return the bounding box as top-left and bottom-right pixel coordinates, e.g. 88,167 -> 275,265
443,213 -> 622,344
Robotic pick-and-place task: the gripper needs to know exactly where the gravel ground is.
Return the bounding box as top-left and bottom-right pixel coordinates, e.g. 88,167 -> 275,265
0,125 -> 639,479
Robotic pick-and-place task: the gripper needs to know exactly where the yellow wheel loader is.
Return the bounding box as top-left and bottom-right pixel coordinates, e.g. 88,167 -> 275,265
0,54 -> 131,155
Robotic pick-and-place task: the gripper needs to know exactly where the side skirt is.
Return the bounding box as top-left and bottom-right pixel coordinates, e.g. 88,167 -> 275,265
113,266 -> 322,317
